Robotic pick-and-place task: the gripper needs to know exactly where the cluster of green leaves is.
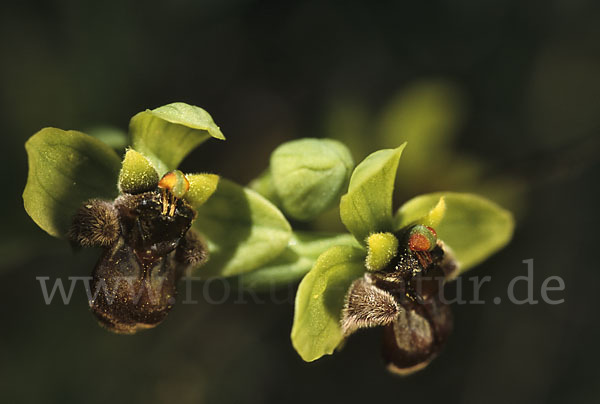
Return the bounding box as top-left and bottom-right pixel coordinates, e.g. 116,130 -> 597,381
23,101 -> 514,364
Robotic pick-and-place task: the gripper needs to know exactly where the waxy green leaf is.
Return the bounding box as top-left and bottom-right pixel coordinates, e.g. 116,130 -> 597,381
130,102 -> 225,175
291,245 -> 366,362
270,138 -> 354,221
238,232 -> 359,291
339,144 -> 406,244
193,179 -> 291,277
395,192 -> 514,273
23,128 -> 121,237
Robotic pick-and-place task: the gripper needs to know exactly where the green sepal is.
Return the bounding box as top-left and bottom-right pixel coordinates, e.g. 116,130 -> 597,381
291,245 -> 366,362
23,128 -> 121,237
129,102 -> 225,175
192,178 -> 291,277
339,143 -> 406,244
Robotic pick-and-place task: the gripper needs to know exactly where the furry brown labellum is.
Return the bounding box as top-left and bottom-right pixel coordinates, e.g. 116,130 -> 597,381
381,293 -> 452,375
341,225 -> 458,375
69,170 -> 207,334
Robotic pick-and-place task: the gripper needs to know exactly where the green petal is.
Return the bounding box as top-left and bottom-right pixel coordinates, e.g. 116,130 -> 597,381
184,173 -> 219,209
291,245 -> 366,362
395,192 -> 514,273
238,232 -> 359,291
270,138 -> 354,221
118,149 -> 159,194
365,232 -> 399,272
417,196 -> 446,228
192,178 -> 291,277
129,102 -> 225,175
339,144 -> 406,244
23,128 -> 121,237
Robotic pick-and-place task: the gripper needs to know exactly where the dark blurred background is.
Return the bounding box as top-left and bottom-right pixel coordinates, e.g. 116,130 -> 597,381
1,0 -> 600,403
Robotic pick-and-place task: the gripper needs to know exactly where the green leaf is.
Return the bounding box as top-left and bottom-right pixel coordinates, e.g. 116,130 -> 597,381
192,178 -> 291,277
130,102 -> 225,175
184,173 -> 219,209
395,192 -> 514,273
238,232 -> 359,291
23,128 -> 121,238
118,149 -> 159,194
291,245 -> 366,362
270,138 -> 354,221
339,144 -> 406,244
